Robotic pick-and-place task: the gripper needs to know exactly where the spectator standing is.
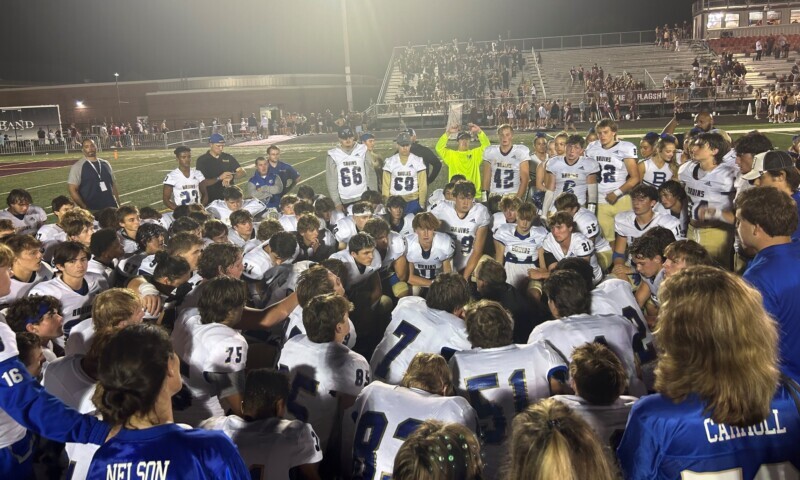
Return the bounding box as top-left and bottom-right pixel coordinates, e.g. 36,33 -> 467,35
67,139 -> 120,212
196,133 -> 246,204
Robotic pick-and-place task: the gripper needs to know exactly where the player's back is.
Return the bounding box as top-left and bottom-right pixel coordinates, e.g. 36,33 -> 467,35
278,334 -> 370,452
450,343 -> 567,476
370,296 -> 471,385
200,415 -> 322,480
528,314 -> 644,395
553,394 -> 636,450
349,381 -> 477,480
592,278 -> 656,365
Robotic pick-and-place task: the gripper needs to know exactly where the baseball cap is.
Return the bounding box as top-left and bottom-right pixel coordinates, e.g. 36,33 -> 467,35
208,133 -> 225,144
405,127 -> 416,137
742,150 -> 796,181
792,134 -> 800,144
457,131 -> 471,141
338,127 -> 355,139
360,132 -> 375,142
395,132 -> 412,146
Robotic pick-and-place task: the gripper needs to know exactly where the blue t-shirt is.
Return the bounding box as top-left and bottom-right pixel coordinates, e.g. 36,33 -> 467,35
791,190 -> 800,242
86,423 -> 249,479
618,386 -> 800,479
744,240 -> 800,381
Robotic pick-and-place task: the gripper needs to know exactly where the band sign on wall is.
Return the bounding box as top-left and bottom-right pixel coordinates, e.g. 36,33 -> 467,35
0,105 -> 63,141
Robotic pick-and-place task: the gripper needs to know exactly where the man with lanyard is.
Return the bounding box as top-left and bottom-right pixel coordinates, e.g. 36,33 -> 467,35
325,127 -> 378,212
67,138 -> 120,213
196,133 -> 246,204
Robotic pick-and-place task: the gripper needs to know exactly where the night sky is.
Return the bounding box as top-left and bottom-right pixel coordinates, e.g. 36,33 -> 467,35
3,0 -> 694,84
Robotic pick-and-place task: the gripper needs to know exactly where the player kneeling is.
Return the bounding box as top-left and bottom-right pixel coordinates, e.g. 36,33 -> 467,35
201,369 -> 322,479
348,353 -> 478,479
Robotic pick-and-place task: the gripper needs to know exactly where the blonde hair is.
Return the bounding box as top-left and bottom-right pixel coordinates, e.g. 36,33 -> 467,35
393,420 -> 482,480
400,353 -> 454,396
505,398 -> 617,480
92,288 -> 141,332
0,243 -> 13,268
656,266 -> 779,427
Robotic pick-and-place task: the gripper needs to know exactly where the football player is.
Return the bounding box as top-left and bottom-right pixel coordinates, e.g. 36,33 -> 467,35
481,124 -> 531,200
162,146 -> 209,210
431,181 -> 490,279
544,134 -> 600,215
405,212 -> 455,293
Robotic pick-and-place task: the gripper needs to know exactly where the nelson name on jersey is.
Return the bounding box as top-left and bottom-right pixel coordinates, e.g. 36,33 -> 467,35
104,460 -> 171,480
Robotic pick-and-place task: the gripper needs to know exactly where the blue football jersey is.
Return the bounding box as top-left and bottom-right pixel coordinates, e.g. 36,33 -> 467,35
86,423 -> 249,479
618,385 -> 800,480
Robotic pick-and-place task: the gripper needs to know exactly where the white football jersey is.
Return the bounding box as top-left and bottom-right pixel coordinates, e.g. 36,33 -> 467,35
163,167 -> 206,206
591,278 -> 656,365
573,208 -> 611,252
370,296 -> 471,385
347,203 -> 385,216
527,313 -> 645,396
386,213 -> 415,238
348,382 -> 478,480
65,318 -> 95,357
491,211 -> 510,234
384,153 -> 426,196
329,144 -> 370,199
641,268 -> 666,308
450,343 -> 566,476
116,252 -> 147,282
41,354 -> 100,480
36,223 -> 66,244
330,248 -> 382,288
427,189 -> 446,210
119,230 -> 138,255
654,203 -> 688,238
279,214 -> 298,233
552,394 -> 637,448
333,216 -> 359,245
405,232 -> 455,280
546,155 -> 600,206
432,202 -> 490,271
171,314 -> 248,426
614,211 -> 683,244
227,229 -> 253,248
494,223 -> 548,290
242,246 -> 274,281
542,232 -> 602,283
678,161 -> 737,222
86,257 -> 118,291
585,140 -> 638,201
136,254 -> 157,276
285,305 -> 358,350
0,205 -> 47,235
641,159 -> 673,187
29,276 -> 100,336
207,199 -> 266,227
0,263 -> 54,308
200,415 -> 322,478
483,144 -> 531,195
378,232 -> 407,271
278,335 -> 370,451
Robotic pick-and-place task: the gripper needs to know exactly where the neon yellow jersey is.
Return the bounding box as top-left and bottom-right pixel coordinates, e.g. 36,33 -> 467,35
435,131 -> 490,197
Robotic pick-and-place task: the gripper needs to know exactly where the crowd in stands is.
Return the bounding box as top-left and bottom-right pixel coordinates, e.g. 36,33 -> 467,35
655,21 -> 691,50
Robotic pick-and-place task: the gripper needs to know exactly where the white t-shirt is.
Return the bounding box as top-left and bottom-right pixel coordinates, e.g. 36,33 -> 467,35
370,296 -> 471,385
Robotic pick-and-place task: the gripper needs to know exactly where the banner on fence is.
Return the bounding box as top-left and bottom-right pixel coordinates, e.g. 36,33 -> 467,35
612,90 -> 667,103
0,105 -> 62,142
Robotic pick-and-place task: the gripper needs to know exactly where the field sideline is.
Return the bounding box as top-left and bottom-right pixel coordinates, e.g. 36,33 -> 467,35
0,122 -> 796,220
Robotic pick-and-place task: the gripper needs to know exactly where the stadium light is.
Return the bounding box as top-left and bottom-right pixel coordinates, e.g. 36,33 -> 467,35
114,73 -> 122,123
75,101 -> 85,108
340,0 -> 354,113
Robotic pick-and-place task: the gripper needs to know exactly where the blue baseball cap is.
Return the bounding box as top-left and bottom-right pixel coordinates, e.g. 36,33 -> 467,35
360,132 -> 375,142
208,133 -> 225,144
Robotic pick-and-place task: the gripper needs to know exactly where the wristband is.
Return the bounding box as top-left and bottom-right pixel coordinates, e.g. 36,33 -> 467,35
710,209 -> 723,221
587,203 -> 597,214
138,282 -> 159,297
613,188 -> 624,198
612,251 -> 627,263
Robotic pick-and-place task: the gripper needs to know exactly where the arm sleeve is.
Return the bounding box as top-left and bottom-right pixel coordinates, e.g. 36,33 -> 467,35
422,147 -> 443,184
435,133 -> 451,164
477,130 -> 491,149
0,356 -> 111,445
247,181 -> 268,201
326,156 -> 343,205
67,162 -> 82,186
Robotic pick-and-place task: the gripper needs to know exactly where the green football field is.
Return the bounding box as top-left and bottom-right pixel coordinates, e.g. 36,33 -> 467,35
0,122 -> 796,220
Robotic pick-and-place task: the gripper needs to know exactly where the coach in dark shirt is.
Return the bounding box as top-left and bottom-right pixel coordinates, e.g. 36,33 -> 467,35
474,257 -> 550,344
67,138 -> 120,212
403,128 -> 442,185
196,133 -> 246,204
